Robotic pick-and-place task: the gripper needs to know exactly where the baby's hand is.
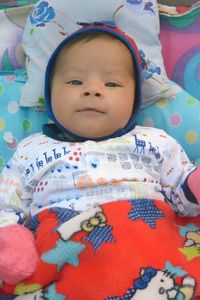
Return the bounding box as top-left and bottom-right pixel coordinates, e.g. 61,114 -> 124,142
183,166 -> 200,205
0,224 -> 39,284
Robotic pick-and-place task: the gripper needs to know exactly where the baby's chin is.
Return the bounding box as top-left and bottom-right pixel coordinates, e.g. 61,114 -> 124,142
68,128 -> 122,141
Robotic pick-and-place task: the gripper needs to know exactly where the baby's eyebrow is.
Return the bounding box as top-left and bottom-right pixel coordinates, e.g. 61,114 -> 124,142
103,68 -> 125,73
61,67 -> 85,74
103,69 -> 132,78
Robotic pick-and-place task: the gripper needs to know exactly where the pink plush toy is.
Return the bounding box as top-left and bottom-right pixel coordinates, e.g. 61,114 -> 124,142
183,166 -> 200,205
0,224 -> 39,284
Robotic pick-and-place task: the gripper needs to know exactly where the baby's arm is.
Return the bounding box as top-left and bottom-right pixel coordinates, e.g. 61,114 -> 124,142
0,151 -> 38,284
160,135 -> 200,216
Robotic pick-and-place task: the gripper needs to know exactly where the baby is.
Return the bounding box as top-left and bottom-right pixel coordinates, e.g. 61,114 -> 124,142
0,22 -> 200,298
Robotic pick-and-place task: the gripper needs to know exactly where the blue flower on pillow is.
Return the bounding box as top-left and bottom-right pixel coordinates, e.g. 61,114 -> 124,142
127,0 -> 143,3
29,1 -> 55,27
126,0 -> 155,14
140,49 -> 161,80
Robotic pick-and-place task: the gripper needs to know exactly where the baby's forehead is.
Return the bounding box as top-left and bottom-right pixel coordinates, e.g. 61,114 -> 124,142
60,65 -> 132,77
51,30 -> 136,79
54,31 -> 127,63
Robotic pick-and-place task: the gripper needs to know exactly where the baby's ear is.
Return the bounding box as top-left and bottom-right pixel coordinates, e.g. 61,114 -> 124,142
0,224 -> 39,284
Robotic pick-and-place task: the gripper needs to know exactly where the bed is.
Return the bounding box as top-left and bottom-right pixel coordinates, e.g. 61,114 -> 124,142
0,0 -> 200,169
0,0 -> 200,299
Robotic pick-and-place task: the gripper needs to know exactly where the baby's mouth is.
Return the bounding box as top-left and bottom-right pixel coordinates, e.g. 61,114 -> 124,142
77,108 -> 105,114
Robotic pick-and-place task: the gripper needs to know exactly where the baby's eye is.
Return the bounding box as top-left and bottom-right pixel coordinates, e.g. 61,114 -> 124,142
105,82 -> 121,87
67,80 -> 82,85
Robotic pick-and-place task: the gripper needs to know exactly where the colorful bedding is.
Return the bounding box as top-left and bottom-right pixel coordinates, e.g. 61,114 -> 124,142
1,200 -> 200,299
0,1 -> 200,299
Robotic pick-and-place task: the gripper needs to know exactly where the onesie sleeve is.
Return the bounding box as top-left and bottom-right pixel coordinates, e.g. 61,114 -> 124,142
0,149 -> 28,227
160,134 -> 200,216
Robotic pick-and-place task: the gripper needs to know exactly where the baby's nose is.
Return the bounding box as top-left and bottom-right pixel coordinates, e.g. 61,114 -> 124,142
83,90 -> 101,97
82,83 -> 103,98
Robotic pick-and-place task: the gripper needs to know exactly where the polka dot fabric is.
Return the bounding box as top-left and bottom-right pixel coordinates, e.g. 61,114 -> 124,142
0,69 -> 49,170
137,81 -> 200,162
0,71 -> 200,170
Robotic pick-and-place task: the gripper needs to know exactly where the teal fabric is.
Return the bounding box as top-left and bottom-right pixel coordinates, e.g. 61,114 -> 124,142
0,1 -> 37,9
0,69 -> 48,170
137,81 -> 200,162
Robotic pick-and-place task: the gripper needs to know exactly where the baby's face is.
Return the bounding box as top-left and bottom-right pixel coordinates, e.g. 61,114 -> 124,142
51,35 -> 135,139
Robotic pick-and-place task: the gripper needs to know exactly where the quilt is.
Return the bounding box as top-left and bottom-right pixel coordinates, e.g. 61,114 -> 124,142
1,199 -> 200,300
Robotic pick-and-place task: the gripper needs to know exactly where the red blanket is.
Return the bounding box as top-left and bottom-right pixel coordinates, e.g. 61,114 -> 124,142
1,199 -> 200,299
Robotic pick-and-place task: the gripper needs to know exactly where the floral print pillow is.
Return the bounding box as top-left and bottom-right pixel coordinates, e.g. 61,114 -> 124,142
20,0 -> 173,107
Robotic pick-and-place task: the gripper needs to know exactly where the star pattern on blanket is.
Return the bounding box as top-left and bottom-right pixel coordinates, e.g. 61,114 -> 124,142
128,199 -> 164,228
84,225 -> 115,252
27,207 -> 79,231
44,283 -> 65,300
42,239 -> 86,271
50,207 -> 79,226
179,245 -> 200,261
27,213 -> 40,231
165,261 -> 187,277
